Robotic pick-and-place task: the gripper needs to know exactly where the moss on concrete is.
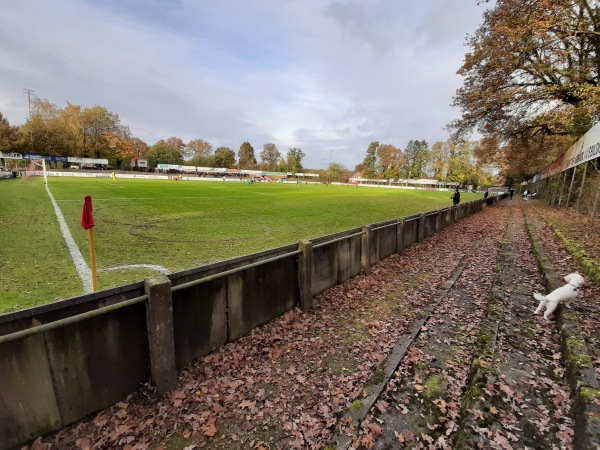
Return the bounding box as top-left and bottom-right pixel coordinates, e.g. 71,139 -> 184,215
461,384 -> 483,411
424,374 -> 446,399
543,219 -> 600,285
370,367 -> 384,386
564,336 -> 593,371
350,400 -> 364,412
578,387 -> 600,401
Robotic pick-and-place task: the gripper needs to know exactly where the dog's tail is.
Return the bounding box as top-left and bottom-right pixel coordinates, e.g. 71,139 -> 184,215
534,293 -> 546,302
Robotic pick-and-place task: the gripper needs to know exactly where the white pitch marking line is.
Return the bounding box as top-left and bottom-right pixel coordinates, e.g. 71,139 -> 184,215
57,194 -> 276,202
45,183 -> 94,293
100,264 -> 171,275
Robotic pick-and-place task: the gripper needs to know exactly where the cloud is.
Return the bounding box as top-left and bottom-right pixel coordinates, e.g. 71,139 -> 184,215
0,0 -> 489,170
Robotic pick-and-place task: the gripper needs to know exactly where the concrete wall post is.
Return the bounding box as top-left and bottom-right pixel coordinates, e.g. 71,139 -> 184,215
144,275 -> 177,394
361,226 -> 372,275
298,240 -> 314,312
417,214 -> 426,243
396,219 -> 405,254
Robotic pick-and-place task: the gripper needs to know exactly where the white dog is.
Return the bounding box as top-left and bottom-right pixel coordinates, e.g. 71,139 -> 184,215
534,273 -> 585,320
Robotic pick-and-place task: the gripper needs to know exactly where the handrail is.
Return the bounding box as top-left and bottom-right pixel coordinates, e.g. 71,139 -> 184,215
371,221 -> 398,232
313,230 -> 365,249
0,294 -> 148,345
1,249 -> 304,344
172,249 -> 303,292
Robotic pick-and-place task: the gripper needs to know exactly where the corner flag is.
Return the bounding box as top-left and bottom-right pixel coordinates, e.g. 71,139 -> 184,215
81,195 -> 98,291
81,195 -> 95,230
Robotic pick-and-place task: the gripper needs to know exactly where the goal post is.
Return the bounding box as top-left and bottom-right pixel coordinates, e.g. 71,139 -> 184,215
19,158 -> 47,184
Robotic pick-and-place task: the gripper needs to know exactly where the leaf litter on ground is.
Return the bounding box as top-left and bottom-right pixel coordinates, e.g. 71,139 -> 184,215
33,199 -> 599,449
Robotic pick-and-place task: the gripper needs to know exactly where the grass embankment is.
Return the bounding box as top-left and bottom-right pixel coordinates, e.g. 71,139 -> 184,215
0,176 -> 479,312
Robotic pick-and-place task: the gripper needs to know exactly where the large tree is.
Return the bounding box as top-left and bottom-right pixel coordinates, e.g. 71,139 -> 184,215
165,136 -> 186,158
238,141 -> 257,169
377,144 -> 404,179
361,141 -> 379,178
260,143 -> 281,170
188,139 -> 213,167
430,141 -> 451,180
105,133 -> 135,169
130,137 -> 149,161
450,0 -> 600,178
214,146 -> 236,168
328,162 -> 347,182
401,140 -> 429,178
81,105 -> 130,158
445,141 -> 479,185
286,147 -> 305,173
0,113 -> 23,153
145,140 -> 184,167
19,98 -> 67,156
59,102 -> 84,155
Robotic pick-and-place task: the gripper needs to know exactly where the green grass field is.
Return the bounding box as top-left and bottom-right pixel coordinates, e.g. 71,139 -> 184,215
0,176 -> 479,313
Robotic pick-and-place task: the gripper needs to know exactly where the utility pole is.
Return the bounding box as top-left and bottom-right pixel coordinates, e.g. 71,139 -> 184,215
23,88 -> 34,116
328,149 -> 333,183
23,88 -> 35,153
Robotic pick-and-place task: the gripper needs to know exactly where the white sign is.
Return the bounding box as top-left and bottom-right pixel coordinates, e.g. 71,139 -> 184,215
67,157 -> 109,165
0,152 -> 23,160
138,159 -> 148,168
542,120 -> 600,179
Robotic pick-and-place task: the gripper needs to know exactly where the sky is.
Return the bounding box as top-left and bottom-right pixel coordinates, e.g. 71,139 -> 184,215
0,0 -> 491,170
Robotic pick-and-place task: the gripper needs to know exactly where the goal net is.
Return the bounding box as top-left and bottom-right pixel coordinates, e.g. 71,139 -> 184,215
20,159 -> 47,183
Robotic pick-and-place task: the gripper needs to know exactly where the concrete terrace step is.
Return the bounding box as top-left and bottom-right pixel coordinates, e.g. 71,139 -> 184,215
335,199 -> 600,449
523,203 -> 600,449
455,202 -> 574,449
333,199 -> 511,448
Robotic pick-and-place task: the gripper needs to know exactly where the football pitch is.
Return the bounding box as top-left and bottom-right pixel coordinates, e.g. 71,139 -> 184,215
0,176 -> 478,312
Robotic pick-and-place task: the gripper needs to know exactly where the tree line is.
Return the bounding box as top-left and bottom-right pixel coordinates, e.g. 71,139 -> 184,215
357,140 -> 499,188
0,97 -> 501,186
0,98 -> 307,173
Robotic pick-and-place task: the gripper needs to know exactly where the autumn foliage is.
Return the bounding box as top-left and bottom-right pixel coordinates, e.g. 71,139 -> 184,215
450,0 -> 600,180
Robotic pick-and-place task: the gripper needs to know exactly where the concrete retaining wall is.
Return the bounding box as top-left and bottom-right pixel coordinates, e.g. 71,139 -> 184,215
0,196 -> 503,448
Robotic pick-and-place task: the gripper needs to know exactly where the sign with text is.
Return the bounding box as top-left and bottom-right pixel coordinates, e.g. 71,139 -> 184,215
0,152 -> 23,160
540,121 -> 600,179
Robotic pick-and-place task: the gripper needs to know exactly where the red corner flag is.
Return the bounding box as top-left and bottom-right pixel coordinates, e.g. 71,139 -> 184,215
81,195 -> 95,230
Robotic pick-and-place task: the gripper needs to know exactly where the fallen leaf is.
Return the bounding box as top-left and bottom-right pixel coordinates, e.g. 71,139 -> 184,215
360,433 -> 374,449
438,400 -> 447,414
367,422 -> 382,435
203,422 -> 217,437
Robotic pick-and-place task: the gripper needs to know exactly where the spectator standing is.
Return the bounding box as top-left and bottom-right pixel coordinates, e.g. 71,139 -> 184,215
451,188 -> 461,206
